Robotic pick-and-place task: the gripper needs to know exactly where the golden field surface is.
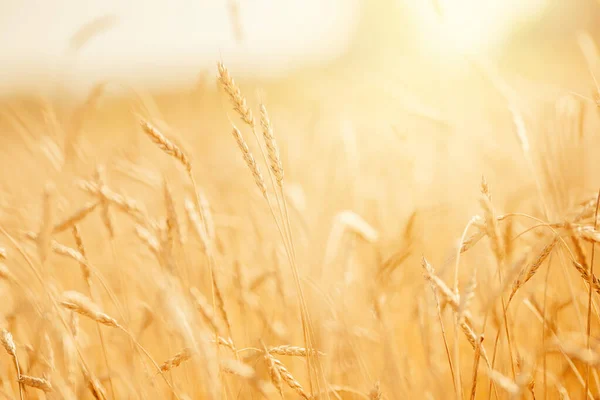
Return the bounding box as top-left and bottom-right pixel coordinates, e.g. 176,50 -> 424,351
1,2 -> 600,399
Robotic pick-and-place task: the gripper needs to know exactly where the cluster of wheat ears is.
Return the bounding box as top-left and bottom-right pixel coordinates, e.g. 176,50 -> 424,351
0,60 -> 599,400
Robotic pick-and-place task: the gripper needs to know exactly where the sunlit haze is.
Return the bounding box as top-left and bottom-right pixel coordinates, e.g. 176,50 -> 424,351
0,1 -> 600,399
408,0 -> 548,55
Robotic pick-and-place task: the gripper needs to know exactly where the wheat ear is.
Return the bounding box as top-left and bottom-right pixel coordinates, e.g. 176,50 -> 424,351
259,104 -> 284,185
217,62 -> 254,125
1,329 -> 24,400
231,125 -> 267,197
139,119 -> 191,173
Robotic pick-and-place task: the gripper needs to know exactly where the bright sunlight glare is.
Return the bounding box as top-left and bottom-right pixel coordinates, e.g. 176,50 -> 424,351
407,0 -> 548,56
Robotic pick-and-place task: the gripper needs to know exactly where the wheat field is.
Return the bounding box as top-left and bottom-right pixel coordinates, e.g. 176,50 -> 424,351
1,3 -> 600,399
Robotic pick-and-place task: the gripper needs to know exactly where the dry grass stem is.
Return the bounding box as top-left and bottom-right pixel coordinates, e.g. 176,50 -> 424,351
37,182 -> 55,263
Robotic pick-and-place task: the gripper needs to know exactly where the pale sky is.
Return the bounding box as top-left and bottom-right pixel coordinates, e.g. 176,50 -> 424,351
0,0 -> 559,94
0,0 -> 360,92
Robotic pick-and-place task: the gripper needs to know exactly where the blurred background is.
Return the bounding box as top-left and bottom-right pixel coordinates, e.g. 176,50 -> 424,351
1,2 -> 600,398
0,0 -> 600,234
2,0 -> 600,237
1,0 -> 599,93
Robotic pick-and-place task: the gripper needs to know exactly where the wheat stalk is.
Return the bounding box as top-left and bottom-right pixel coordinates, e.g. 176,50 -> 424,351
163,179 -> 182,248
71,225 -> 91,282
37,182 -> 56,263
197,189 -> 215,243
480,178 -> 505,263
94,165 -> 115,237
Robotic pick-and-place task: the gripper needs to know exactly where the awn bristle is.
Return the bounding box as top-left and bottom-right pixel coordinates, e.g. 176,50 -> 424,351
231,125 -> 267,197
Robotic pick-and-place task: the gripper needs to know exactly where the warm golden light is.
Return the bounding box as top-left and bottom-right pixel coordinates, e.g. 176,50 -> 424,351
407,0 -> 547,56
0,1 -> 599,399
